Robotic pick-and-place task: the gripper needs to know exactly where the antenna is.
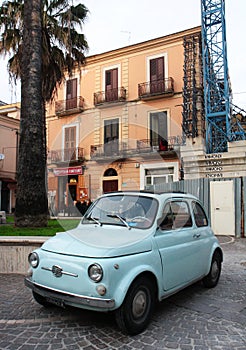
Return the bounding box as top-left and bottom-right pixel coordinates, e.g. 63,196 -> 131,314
120,31 -> 131,45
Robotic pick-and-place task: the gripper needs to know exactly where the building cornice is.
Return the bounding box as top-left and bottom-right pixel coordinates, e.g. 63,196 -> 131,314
85,26 -> 201,64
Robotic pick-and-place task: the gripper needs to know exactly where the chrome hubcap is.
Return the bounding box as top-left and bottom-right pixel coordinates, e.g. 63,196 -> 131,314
211,261 -> 219,279
132,290 -> 147,319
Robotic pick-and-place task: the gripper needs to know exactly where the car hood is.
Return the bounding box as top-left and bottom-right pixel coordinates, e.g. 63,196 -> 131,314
41,224 -> 153,258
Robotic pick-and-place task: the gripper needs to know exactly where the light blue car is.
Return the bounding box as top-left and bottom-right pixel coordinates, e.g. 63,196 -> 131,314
25,191 -> 223,335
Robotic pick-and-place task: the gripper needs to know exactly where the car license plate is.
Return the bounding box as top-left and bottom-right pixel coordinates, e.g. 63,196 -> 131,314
46,296 -> 64,307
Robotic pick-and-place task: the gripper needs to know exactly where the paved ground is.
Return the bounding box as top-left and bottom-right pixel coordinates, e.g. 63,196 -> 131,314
0,237 -> 245,350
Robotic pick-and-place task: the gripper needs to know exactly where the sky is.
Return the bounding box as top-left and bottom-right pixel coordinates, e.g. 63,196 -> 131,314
0,0 -> 245,110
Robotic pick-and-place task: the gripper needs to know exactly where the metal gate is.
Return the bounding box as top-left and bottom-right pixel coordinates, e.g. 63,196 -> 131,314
149,177 -> 245,238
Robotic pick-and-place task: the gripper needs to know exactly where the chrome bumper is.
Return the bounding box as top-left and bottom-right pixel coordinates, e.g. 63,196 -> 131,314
24,277 -> 115,310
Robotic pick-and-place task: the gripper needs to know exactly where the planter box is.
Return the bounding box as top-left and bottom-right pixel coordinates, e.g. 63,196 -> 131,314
0,237 -> 47,274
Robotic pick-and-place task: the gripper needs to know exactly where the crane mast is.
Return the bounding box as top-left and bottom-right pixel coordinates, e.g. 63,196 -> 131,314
201,0 -> 230,153
201,0 -> 246,153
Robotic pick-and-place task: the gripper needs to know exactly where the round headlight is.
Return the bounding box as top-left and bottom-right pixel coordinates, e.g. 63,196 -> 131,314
28,252 -> 39,268
88,263 -> 103,282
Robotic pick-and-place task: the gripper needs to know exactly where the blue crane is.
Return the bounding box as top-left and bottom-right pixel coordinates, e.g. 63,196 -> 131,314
201,0 -> 246,153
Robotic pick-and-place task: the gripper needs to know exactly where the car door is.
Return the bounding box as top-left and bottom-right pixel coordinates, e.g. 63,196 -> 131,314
190,200 -> 213,274
154,199 -> 203,291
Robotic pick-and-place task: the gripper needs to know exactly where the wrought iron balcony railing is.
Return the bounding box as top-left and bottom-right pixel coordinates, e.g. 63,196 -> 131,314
90,136 -> 185,160
94,87 -> 126,105
48,147 -> 84,164
55,97 -> 84,115
138,78 -> 174,99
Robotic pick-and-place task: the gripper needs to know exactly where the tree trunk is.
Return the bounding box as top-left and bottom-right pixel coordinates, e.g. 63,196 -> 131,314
15,0 -> 48,227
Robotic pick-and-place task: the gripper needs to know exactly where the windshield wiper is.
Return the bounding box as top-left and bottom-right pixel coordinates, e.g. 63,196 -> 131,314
86,216 -> 102,226
107,214 -> 131,230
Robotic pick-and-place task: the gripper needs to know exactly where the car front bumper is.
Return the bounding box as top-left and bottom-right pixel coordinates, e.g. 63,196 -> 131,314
24,277 -> 115,310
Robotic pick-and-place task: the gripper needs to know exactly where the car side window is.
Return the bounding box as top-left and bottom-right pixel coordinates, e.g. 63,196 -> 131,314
160,203 -> 173,230
160,201 -> 192,231
192,201 -> 208,227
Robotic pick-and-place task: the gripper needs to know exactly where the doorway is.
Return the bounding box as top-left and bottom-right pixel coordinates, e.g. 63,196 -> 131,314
103,168 -> 118,193
210,180 -> 235,236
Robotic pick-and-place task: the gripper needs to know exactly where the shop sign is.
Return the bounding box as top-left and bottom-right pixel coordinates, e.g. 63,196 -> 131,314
53,166 -> 83,177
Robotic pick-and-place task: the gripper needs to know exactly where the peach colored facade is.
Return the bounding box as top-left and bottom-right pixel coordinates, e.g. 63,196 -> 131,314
0,103 -> 20,213
46,27 -> 201,214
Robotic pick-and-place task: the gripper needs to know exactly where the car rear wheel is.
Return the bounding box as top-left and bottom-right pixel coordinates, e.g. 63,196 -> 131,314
202,251 -> 222,288
115,276 -> 155,335
32,291 -> 52,307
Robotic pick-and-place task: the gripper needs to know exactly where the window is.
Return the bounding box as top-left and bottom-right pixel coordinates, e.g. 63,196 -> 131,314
104,168 -> 118,177
192,201 -> 208,227
160,201 -> 192,230
150,57 -> 164,93
104,118 -> 119,155
150,111 -> 168,149
64,126 -> 76,161
66,78 -> 77,109
105,68 -> 118,102
145,167 -> 174,187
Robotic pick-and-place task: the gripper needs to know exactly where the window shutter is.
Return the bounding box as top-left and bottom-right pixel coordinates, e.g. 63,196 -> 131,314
150,57 -> 164,82
105,68 -> 118,101
64,126 -> 76,149
66,78 -> 78,109
150,112 -> 167,147
66,78 -> 77,99
105,68 -> 118,90
112,68 -> 118,89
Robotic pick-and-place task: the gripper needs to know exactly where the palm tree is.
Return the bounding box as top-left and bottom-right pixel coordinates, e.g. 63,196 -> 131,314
16,0 -> 45,226
0,0 -> 89,226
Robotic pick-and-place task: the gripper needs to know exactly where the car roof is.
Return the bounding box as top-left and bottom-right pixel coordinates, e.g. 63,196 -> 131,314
99,191 -> 198,201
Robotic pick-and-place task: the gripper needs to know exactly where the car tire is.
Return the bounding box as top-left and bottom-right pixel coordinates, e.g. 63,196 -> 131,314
32,291 -> 52,307
115,276 -> 156,335
202,251 -> 222,288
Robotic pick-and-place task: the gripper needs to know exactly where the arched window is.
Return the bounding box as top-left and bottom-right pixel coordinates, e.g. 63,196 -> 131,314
104,168 -> 118,177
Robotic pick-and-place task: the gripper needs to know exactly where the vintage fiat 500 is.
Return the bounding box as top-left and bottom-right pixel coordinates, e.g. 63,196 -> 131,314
25,191 -> 223,335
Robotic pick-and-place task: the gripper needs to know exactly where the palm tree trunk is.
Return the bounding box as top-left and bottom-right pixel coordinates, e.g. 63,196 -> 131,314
15,0 -> 48,227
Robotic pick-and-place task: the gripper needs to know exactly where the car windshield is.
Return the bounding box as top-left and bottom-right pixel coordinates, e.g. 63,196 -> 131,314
82,194 -> 158,229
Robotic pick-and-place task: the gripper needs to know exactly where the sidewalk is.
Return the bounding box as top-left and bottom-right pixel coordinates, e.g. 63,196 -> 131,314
0,237 -> 245,349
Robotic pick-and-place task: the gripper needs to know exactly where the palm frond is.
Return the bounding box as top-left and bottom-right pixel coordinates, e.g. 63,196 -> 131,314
0,0 -> 89,102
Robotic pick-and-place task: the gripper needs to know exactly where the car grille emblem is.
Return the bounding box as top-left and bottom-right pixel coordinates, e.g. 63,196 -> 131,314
52,265 -> 63,278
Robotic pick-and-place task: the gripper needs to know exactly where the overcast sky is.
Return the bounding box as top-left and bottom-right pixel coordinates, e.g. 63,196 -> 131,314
0,0 -> 245,110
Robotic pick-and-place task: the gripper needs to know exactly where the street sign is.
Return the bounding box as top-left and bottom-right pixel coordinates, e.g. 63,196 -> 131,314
0,154 -> 5,160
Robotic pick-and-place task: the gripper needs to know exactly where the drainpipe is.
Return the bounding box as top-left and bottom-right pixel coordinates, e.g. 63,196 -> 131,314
16,131 -> 19,176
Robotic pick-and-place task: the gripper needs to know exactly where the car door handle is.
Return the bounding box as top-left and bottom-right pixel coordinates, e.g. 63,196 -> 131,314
193,233 -> 201,239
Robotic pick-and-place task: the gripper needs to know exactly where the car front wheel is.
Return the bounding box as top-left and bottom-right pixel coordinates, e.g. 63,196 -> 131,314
202,251 -> 222,288
115,276 -> 156,335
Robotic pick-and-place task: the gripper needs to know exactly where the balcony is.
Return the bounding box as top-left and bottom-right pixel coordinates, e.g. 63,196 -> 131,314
90,136 -> 185,160
48,147 -> 85,164
138,78 -> 174,100
55,97 -> 84,116
94,87 -> 126,106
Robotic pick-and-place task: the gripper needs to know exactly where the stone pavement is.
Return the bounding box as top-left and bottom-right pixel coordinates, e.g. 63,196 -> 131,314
0,237 -> 245,350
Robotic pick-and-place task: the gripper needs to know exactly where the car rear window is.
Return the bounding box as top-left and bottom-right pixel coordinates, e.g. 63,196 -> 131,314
192,201 -> 208,227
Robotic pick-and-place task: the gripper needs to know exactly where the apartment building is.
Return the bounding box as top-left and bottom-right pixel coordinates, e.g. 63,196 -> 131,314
46,27 -> 201,214
0,102 -> 20,213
